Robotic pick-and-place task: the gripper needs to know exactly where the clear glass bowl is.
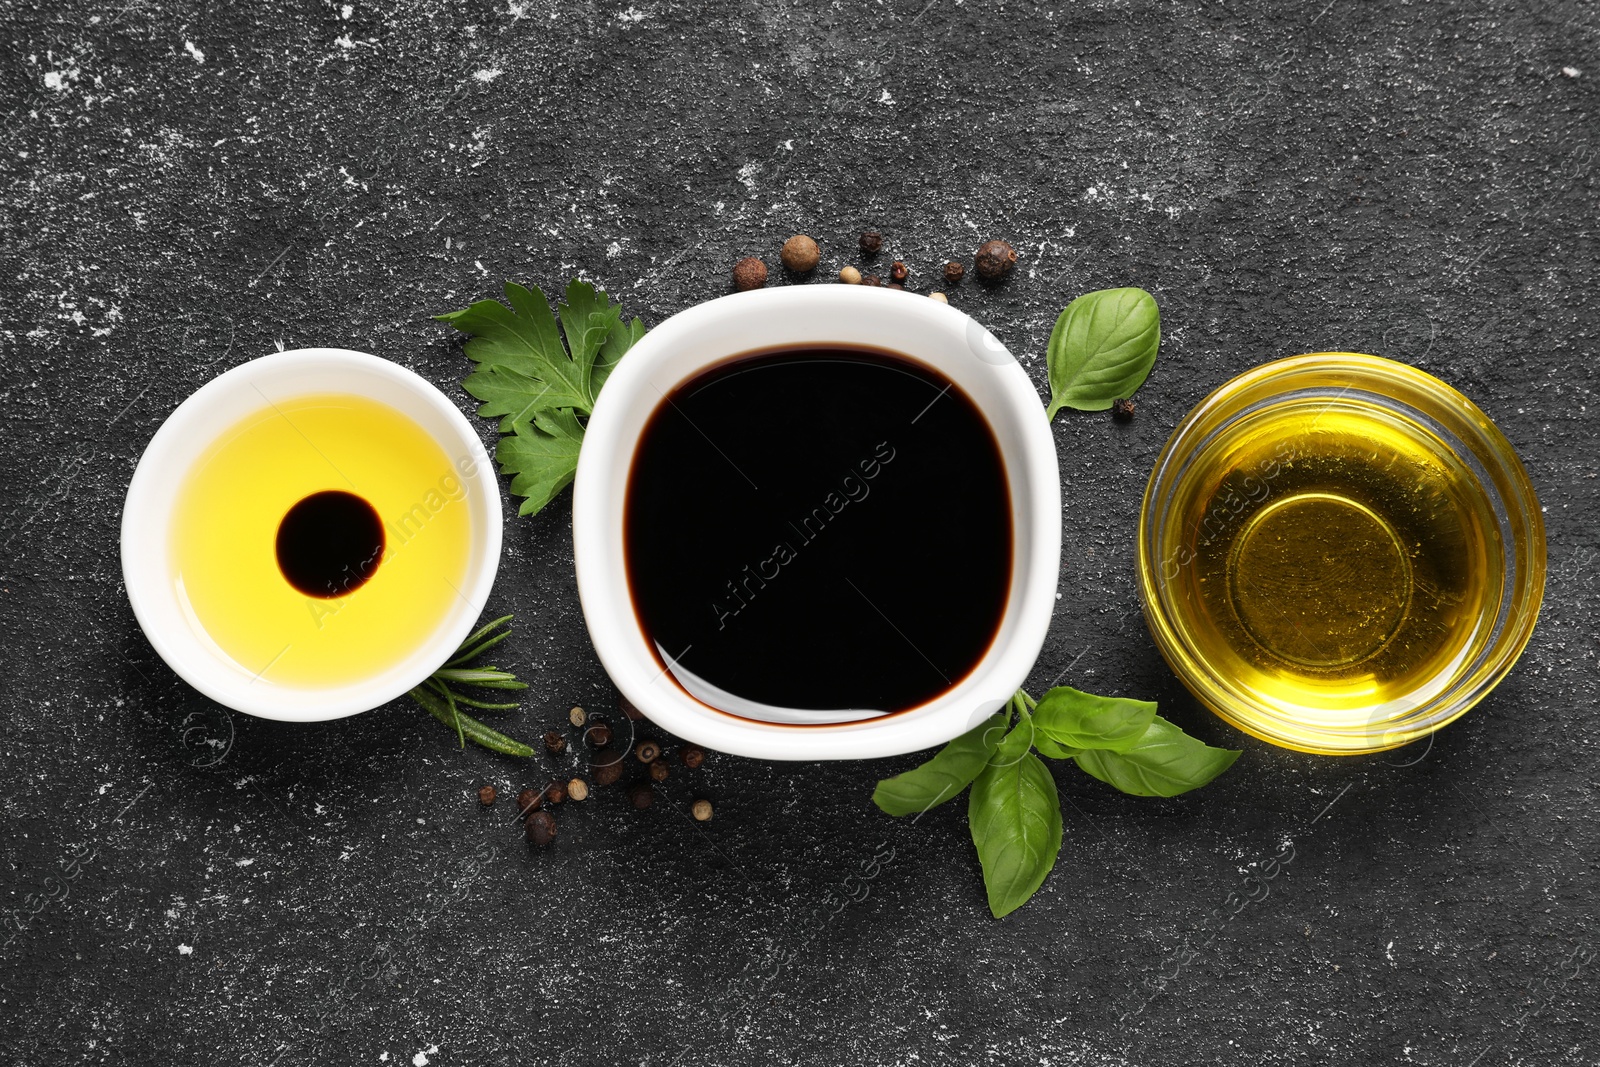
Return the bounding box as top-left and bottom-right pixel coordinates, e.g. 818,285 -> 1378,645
1137,353 -> 1545,754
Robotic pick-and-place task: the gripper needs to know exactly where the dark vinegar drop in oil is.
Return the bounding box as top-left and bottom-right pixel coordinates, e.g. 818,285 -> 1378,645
276,490 -> 386,598
623,345 -> 1012,717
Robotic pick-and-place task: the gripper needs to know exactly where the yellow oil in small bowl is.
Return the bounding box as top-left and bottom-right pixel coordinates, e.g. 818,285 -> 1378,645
1138,353 -> 1545,754
170,393 -> 472,687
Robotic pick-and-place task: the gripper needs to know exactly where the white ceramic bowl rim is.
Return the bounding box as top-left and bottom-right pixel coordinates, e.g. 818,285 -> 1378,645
120,348 -> 502,722
573,287 -> 1060,761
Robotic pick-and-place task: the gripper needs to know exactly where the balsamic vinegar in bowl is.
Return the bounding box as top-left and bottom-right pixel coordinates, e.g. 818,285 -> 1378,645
623,345 -> 1012,723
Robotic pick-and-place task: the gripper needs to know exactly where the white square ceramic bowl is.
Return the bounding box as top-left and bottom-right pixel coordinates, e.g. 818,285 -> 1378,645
573,287 -> 1060,760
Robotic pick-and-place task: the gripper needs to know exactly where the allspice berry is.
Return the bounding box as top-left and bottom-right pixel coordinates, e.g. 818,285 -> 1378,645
680,745 -> 706,770
628,782 -> 655,810
516,788 -> 542,817
566,778 -> 589,802
929,292 -> 948,304
780,235 -> 820,273
593,758 -> 623,787
691,799 -> 714,822
859,230 -> 883,255
543,730 -> 566,755
732,256 -> 768,291
649,759 -> 670,783
568,706 -> 587,727
838,265 -> 862,285
861,275 -> 883,287
545,780 -> 567,805
636,740 -> 662,764
586,721 -> 613,747
477,784 -> 497,807
944,261 -> 965,285
618,693 -> 645,721
889,261 -> 909,283
1111,397 -> 1136,422
974,240 -> 1018,281
525,810 -> 557,846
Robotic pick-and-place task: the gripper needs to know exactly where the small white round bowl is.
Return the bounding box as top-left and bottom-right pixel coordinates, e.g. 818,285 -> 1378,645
120,348 -> 502,721
573,287 -> 1060,760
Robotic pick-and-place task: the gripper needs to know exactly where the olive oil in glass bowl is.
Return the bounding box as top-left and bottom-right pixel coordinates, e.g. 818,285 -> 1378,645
1138,353 -> 1545,754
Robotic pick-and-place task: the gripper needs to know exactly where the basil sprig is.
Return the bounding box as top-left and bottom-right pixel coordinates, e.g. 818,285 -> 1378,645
874,688 -> 1240,917
1046,287 -> 1161,418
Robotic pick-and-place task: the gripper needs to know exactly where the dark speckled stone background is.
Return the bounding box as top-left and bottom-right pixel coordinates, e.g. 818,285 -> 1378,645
1,1 -> 1596,1064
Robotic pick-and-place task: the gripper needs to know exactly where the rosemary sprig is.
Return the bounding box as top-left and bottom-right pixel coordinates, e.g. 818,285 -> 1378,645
407,615 -> 535,757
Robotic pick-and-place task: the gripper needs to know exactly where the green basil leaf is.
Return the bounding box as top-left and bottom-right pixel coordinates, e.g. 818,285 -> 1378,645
969,752 -> 1063,918
1073,715 -> 1240,797
1046,287 -> 1160,418
1031,734 -> 1082,760
872,709 -> 1009,817
1032,686 -> 1158,752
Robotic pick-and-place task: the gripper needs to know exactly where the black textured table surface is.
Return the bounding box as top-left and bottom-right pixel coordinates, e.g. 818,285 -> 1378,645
2,2 -> 1596,1064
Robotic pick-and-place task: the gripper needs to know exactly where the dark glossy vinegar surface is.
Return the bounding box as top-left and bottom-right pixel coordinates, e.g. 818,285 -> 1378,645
624,345 -> 1012,715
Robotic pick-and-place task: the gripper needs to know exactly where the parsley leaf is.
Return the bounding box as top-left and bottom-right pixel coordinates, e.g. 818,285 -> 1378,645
437,279 -> 646,516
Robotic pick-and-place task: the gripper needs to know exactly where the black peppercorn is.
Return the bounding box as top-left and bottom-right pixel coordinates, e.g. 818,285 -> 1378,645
516,787 -> 542,817
649,759 -> 669,783
586,721 -> 613,747
628,782 -> 655,810
593,758 -> 624,787
974,240 -> 1018,281
859,231 -> 883,255
889,261 -> 909,283
525,810 -> 557,846
543,730 -> 566,755
944,261 -> 965,285
636,740 -> 662,763
477,784 -> 497,807
680,745 -> 706,770
1111,397 -> 1136,422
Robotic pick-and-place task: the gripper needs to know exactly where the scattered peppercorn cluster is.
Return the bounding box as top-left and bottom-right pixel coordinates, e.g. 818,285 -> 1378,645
476,696 -> 714,846
733,230 -> 1018,302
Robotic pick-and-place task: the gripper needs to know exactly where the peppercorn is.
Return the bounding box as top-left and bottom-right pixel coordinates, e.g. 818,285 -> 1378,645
543,730 -> 566,755
780,235 -> 820,273
593,758 -> 624,787
649,758 -> 669,783
618,693 -> 645,721
628,782 -> 655,810
545,779 -> 567,805
477,784 -> 497,807
586,721 -> 613,747
886,283 -> 904,291
859,231 -> 883,255
944,261 -> 965,285
636,740 -> 662,763
1111,397 -> 1136,422
732,257 -> 768,292
516,787 -> 542,817
929,292 -> 948,304
974,240 -> 1018,281
525,810 -> 557,846
567,778 -> 589,802
680,745 -> 706,770
691,799 -> 714,822
838,265 -> 862,285
889,261 -> 909,283
861,275 -> 882,287
568,706 -> 586,727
